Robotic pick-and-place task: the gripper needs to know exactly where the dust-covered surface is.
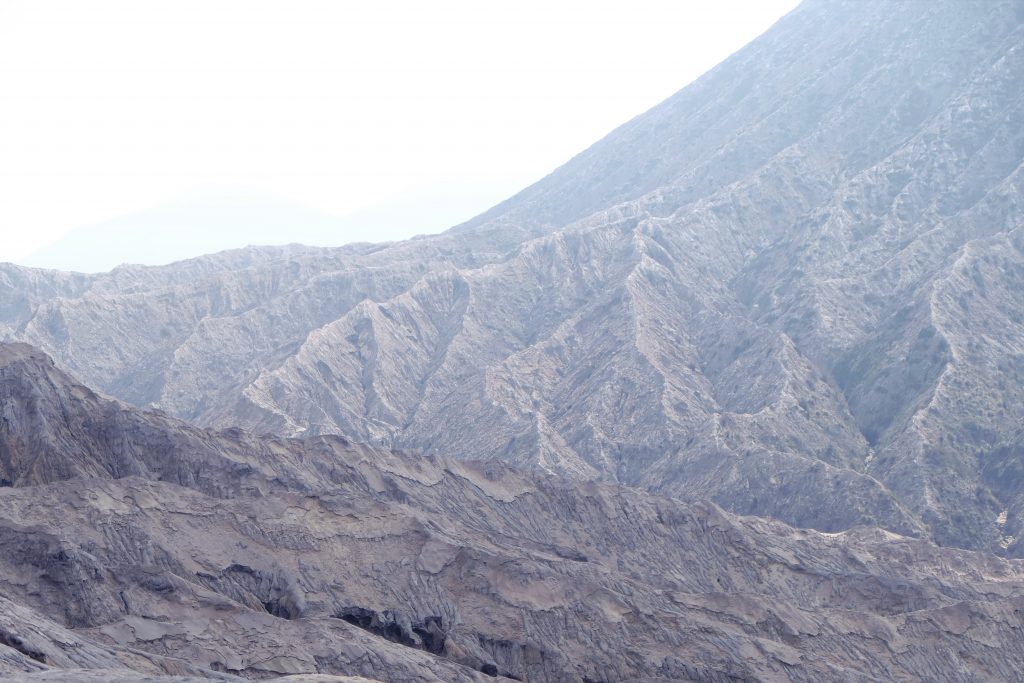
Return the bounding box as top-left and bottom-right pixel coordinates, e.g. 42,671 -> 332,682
1,343 -> 1024,681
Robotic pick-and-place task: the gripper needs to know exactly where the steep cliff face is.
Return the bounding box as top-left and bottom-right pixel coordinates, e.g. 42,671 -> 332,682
2,343 -> 1024,682
3,0 -> 1024,555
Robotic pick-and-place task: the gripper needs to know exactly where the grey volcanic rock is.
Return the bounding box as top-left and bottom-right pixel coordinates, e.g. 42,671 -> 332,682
2,343 -> 1024,682
3,0 -> 1024,558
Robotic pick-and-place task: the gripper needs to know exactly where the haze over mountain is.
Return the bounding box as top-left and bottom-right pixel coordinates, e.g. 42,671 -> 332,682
18,182 -> 512,273
0,0 -> 800,272
3,0 -> 1024,567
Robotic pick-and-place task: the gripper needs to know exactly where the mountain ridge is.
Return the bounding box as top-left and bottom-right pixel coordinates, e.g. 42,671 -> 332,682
2,0 -> 1023,558
2,341 -> 1024,681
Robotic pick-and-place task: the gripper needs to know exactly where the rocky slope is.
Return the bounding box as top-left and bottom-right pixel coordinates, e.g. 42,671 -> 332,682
3,0 -> 1024,558
2,342 -> 1024,682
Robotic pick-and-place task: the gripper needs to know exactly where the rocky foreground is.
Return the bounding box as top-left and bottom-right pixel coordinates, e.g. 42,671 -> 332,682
1,342 -> 1023,682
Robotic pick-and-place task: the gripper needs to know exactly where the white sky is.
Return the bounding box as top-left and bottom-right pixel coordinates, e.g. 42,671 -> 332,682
0,0 -> 799,272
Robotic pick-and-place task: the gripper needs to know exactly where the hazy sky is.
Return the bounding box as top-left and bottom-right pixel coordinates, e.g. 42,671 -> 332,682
0,0 -> 799,271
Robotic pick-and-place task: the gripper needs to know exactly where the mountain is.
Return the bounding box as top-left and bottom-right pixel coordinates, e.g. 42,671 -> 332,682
3,0 -> 1024,560
2,342 -> 1024,682
18,182 -> 512,274
16,189 -> 354,274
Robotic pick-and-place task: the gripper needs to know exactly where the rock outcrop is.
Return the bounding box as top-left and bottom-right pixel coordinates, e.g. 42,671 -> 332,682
1,343 -> 1024,681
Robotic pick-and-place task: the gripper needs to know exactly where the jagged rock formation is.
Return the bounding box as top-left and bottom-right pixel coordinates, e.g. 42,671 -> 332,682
2,0 -> 1024,560
2,342 -> 1024,682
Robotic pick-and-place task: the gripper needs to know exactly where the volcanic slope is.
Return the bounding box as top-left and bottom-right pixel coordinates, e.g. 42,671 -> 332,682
4,0 -> 1024,555
2,342 -> 1024,682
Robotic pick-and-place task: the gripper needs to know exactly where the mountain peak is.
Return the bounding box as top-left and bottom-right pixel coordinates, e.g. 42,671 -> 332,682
0,341 -> 55,367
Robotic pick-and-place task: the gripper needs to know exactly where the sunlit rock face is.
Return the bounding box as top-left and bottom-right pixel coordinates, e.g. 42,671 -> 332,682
4,0 -> 1024,557
2,342 -> 1024,682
